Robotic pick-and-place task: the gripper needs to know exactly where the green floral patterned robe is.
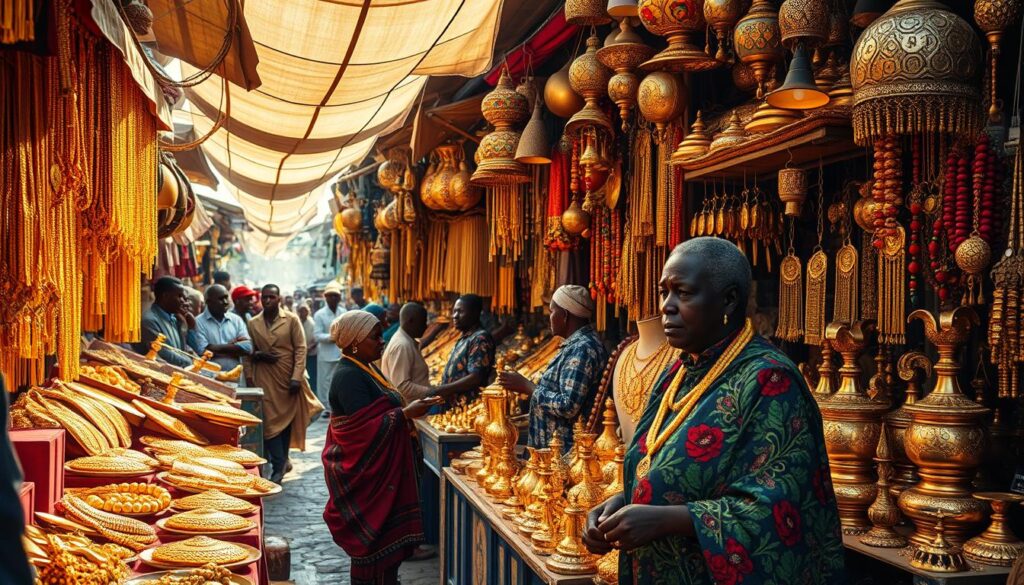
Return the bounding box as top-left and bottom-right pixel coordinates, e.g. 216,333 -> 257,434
620,333 -> 845,585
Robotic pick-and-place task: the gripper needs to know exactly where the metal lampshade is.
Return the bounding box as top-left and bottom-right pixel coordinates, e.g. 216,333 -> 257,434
850,0 -> 890,28
767,44 -> 830,110
607,0 -> 639,17
515,100 -> 551,164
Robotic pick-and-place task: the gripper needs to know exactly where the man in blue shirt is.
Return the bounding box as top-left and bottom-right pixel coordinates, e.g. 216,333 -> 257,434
135,276 -> 196,368
190,284 -> 253,375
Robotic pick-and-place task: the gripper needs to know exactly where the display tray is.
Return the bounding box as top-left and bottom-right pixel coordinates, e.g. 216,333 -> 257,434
156,472 -> 281,499
35,511 -> 99,537
138,542 -> 261,570
155,517 -> 257,537
63,463 -> 156,478
84,339 -> 237,401
126,571 -> 253,585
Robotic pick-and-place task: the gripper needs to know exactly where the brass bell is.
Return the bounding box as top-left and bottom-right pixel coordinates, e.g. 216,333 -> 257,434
778,167 -> 807,217
850,0 -> 890,28
516,99 -> 551,165
579,139 -> 601,169
607,0 -> 638,17
767,44 -> 830,110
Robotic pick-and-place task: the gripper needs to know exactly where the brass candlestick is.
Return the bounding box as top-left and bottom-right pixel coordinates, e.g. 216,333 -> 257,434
963,492 -> 1024,566
886,350 -> 929,499
594,398 -> 621,465
482,386 -> 519,498
545,504 -> 597,575
899,308 -> 989,547
549,434 -> 570,495
530,475 -> 560,556
819,320 -> 889,534
570,432 -> 604,486
502,447 -> 538,520
567,436 -> 606,514
603,446 -> 626,500
516,449 -> 552,536
910,512 -> 968,573
812,339 -> 836,403
860,423 -> 907,548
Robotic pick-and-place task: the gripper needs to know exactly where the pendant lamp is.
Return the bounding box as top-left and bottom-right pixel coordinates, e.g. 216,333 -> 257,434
607,0 -> 639,17
767,44 -> 830,109
516,99 -> 551,164
850,0 -> 890,28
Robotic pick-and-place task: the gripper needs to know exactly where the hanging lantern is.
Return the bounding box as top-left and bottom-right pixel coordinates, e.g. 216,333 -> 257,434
565,0 -> 612,26
767,44 -> 831,109
516,98 -> 552,165
671,111 -> 713,163
733,0 -> 785,99
778,167 -> 808,216
596,19 -> 656,131
381,200 -> 401,231
850,0 -> 890,28
544,60 -> 586,119
608,0 -> 639,17
157,163 -> 179,210
567,33 -> 614,134
376,159 -> 402,193
450,150 -> 483,211
851,0 -> 983,145
704,0 -> 750,61
709,111 -> 746,151
638,0 -> 721,72
974,0 -> 1023,124
472,68 -> 531,186
637,71 -> 687,142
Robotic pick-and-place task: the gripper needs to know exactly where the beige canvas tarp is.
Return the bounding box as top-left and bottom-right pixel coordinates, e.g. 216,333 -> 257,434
182,0 -> 505,256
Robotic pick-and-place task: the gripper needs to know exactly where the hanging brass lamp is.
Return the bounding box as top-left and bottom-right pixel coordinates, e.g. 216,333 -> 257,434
637,71 -> 687,142
516,90 -> 552,165
565,0 -> 613,26
733,0 -> 785,98
974,0 -> 1023,123
607,0 -> 639,17
771,0 -> 831,109
471,68 -> 531,186
567,33 -> 614,134
637,0 -> 721,72
544,60 -> 586,119
767,44 -> 831,109
596,18 -> 656,131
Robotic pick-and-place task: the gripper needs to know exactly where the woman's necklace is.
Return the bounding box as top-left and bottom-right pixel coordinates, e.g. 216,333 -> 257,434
344,354 -> 398,392
617,341 -> 677,424
636,320 -> 755,480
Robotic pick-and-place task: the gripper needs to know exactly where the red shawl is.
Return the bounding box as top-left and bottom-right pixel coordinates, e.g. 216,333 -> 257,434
322,396 -> 424,578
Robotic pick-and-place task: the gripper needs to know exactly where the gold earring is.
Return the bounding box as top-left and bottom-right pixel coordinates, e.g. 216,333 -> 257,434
723,314 -> 728,325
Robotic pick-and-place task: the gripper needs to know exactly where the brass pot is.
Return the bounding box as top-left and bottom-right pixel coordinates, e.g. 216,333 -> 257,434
157,163 -> 179,210
886,351 -> 930,499
545,60 -> 585,119
561,200 -> 591,236
777,167 -> 807,216
733,0 -> 785,98
451,159 -> 482,211
638,0 -> 721,71
377,159 -> 403,193
637,71 -> 687,141
482,68 -> 530,129
430,145 -> 458,211
819,321 -> 890,535
420,157 -> 438,209
899,308 -> 990,547
340,207 -> 362,232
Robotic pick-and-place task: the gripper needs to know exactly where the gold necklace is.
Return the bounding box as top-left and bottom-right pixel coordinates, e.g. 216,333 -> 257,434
344,355 -> 397,392
636,320 -> 754,480
617,341 -> 676,424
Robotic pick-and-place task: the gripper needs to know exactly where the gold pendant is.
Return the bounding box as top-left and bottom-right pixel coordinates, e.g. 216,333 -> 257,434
636,454 -> 651,480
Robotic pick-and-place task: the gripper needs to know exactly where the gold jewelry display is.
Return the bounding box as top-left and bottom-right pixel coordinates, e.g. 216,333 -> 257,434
171,489 -> 260,515
805,178 -> 828,345
616,340 -> 676,425
990,145 -> 1024,399
637,320 -> 754,480
877,226 -> 907,344
776,223 -> 804,342
833,242 -> 859,325
71,482 -> 172,516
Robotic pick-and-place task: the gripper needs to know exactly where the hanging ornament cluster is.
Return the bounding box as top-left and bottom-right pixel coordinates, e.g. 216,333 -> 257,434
953,133 -> 1001,305
870,135 -> 902,247
851,0 -> 984,146
377,150 -> 417,229
421,144 -> 482,212
472,68 -> 531,186
567,33 -> 614,134
689,183 -> 782,269
989,146 -> 1024,399
637,0 -> 722,72
596,19 -> 656,131
973,0 -> 1022,124
733,0 -> 785,98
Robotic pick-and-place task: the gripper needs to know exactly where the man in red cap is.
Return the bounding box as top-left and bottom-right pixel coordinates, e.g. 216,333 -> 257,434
231,286 -> 258,323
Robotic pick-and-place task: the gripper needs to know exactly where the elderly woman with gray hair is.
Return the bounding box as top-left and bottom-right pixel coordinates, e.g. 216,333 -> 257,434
321,310 -> 441,585
498,285 -> 609,451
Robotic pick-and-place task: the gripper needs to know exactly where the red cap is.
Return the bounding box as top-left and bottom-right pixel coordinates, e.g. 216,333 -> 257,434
231,286 -> 258,302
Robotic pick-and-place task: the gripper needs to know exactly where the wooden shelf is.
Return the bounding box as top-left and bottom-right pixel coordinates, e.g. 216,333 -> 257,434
843,533 -> 1011,585
679,111 -> 863,182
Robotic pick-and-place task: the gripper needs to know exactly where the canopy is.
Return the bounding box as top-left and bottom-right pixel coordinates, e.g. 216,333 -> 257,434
182,0 -> 506,255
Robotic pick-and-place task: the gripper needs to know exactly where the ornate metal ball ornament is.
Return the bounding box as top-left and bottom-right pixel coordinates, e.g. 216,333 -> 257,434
471,68 -> 531,186
974,0 -> 1023,123
637,71 -> 687,142
567,33 -> 614,134
733,0 -> 785,99
544,60 -> 586,119
638,0 -> 722,72
704,0 -> 750,61
850,0 -> 984,145
597,19 -> 657,131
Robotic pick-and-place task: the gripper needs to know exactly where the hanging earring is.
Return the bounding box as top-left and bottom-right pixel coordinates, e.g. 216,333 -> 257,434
723,314 -> 729,325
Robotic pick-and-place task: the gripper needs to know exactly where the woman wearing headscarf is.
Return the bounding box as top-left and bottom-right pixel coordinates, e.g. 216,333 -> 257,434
321,310 -> 442,585
497,285 -> 609,452
583,238 -> 844,584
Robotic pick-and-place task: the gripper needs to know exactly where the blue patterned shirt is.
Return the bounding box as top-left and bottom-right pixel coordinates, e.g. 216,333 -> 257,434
441,328 -> 495,385
528,325 -> 608,450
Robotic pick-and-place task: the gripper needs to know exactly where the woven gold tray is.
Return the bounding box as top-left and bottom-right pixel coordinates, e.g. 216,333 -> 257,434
155,517 -> 256,537
138,542 -> 261,570
126,570 -> 253,584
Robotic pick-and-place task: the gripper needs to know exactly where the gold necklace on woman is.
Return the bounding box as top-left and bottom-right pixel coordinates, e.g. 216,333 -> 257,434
344,355 -> 397,393
617,341 -> 677,424
636,319 -> 755,480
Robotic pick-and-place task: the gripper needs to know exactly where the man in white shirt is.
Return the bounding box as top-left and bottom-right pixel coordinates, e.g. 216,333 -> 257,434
381,302 -> 433,401
313,282 -> 346,415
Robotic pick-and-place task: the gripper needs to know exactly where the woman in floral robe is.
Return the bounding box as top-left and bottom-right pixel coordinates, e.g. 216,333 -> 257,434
584,238 -> 845,585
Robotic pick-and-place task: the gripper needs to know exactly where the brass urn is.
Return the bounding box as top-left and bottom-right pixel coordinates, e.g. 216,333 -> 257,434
568,33 -> 614,134
637,71 -> 687,142
472,68 -> 531,186
704,0 -> 750,61
545,59 -> 585,119
733,0 -> 785,98
819,320 -> 889,535
886,350 -> 929,498
963,492 -> 1024,566
517,448 -> 553,536
899,308 -> 989,547
638,0 -> 721,72
596,19 -> 656,131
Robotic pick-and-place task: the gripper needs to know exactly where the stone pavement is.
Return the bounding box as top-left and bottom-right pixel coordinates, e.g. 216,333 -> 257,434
264,416 -> 439,585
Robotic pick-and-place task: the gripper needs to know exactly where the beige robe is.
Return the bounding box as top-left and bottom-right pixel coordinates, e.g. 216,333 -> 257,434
246,310 -> 323,449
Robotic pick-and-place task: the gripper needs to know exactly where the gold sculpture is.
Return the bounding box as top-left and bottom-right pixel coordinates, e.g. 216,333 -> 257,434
886,351 -> 929,499
899,308 -> 989,547
860,424 -> 907,548
567,436 -> 607,515
963,492 -> 1024,566
502,447 -> 538,520
516,449 -> 552,536
549,434 -> 570,496
604,445 -> 626,500
909,513 -> 968,573
819,320 -> 889,534
545,504 -> 597,575
529,467 -> 560,556
594,398 -> 621,465
482,386 -> 519,499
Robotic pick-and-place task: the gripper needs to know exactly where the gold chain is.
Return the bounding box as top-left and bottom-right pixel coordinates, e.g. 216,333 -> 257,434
636,320 -> 754,479
343,355 -> 397,392
616,341 -> 676,424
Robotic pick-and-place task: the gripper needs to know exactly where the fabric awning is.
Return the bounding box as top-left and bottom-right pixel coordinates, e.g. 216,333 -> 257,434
181,0 -> 506,255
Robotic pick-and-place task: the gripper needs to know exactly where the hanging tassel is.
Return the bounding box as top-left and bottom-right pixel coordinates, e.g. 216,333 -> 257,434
878,226 -> 907,345
0,0 -> 35,44
805,250 -> 828,346
833,243 -> 859,325
776,252 -> 804,342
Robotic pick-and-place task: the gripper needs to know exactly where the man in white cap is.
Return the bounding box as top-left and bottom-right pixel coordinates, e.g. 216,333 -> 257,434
497,284 -> 608,451
313,282 -> 347,416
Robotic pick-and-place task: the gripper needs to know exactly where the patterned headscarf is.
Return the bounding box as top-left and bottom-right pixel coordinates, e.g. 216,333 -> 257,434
552,285 -> 595,319
331,310 -> 379,349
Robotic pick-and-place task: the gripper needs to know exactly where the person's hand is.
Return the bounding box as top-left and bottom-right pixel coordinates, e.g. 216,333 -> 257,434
180,312 -> 197,330
233,335 -> 250,343
288,380 -> 301,395
583,493 -> 625,555
253,351 -> 278,364
597,504 -> 676,552
496,371 -> 532,395
403,396 -> 443,419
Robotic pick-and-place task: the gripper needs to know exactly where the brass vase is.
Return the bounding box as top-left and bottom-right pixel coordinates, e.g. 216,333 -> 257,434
482,386 -> 519,499
597,19 -> 656,131
567,437 -> 607,515
819,320 -> 890,535
472,68 -> 530,186
899,308 -> 989,547
963,492 -> 1024,566
517,449 -> 552,536
502,447 -> 539,520
567,33 -> 614,134
530,472 -> 561,556
569,431 -> 604,485
603,445 -> 626,500
886,350 -> 930,499
637,71 -> 687,142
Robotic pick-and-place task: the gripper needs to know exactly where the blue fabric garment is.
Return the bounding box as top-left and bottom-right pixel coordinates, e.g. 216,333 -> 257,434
135,305 -> 193,367
190,308 -> 253,371
441,329 -> 495,385
527,325 -> 608,450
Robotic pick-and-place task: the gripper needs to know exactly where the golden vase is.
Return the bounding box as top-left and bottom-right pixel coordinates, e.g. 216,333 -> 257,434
886,350 -> 930,499
482,387 -> 519,500
899,308 -> 989,547
819,320 -> 890,535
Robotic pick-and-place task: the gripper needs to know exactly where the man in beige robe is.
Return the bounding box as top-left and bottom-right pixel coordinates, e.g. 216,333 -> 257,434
246,284 -> 323,483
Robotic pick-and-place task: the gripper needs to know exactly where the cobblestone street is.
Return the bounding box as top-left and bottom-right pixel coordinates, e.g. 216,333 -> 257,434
264,417 -> 439,585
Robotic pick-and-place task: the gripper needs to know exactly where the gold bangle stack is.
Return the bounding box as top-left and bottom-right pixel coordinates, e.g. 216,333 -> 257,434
71,482 -> 172,515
